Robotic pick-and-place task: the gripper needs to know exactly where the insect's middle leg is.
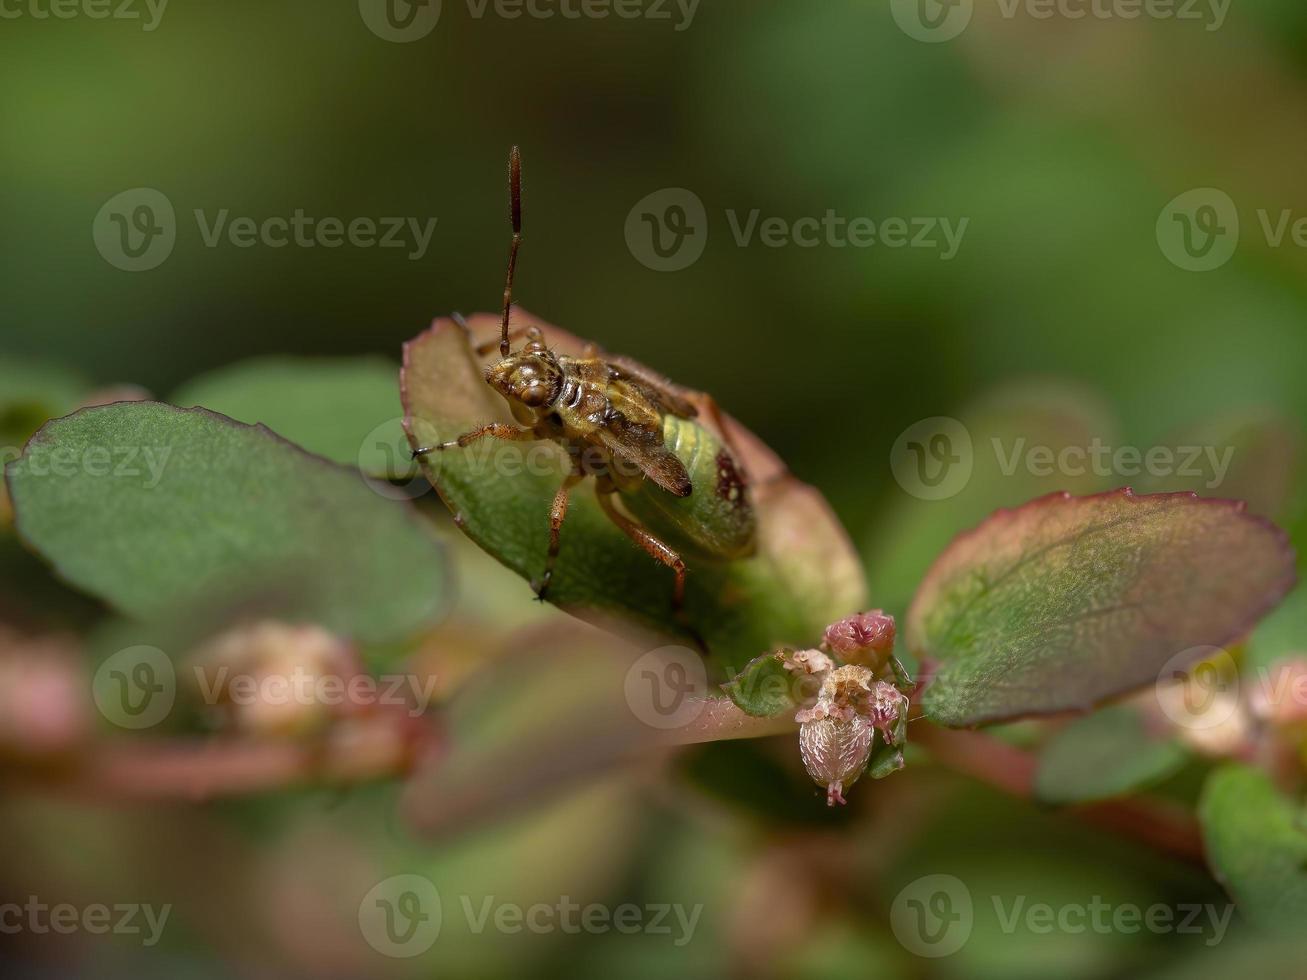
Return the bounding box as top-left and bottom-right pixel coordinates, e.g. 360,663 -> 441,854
411,423 -> 535,458
595,484 -> 687,614
534,469 -> 584,601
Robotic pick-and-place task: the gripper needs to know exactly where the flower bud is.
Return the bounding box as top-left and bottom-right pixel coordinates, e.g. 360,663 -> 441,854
823,610 -> 896,667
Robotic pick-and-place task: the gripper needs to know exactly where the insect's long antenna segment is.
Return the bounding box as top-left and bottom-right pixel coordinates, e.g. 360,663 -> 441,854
500,145 -> 523,357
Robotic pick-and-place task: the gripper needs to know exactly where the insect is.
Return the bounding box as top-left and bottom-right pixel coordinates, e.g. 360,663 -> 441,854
412,147 -> 756,617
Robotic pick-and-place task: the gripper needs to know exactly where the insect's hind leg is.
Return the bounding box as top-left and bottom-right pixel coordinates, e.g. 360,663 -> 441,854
534,469 -> 584,602
594,483 -> 688,616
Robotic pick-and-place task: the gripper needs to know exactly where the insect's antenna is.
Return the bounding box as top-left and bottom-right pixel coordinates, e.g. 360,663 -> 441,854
500,145 -> 523,357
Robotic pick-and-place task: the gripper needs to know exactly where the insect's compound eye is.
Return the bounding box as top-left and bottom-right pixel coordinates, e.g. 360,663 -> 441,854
519,384 -> 550,407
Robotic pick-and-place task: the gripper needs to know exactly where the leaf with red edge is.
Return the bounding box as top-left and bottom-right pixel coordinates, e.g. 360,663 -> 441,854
401,312 -> 865,675
907,488 -> 1296,727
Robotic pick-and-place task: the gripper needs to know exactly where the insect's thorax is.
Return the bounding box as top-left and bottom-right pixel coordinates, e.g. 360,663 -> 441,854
536,356 -> 661,438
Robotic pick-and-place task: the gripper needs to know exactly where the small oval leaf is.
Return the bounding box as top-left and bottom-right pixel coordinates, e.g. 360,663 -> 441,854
5,402 -> 448,643
1034,703 -> 1188,804
907,488 -> 1296,727
722,650 -> 809,718
1200,763 -> 1307,932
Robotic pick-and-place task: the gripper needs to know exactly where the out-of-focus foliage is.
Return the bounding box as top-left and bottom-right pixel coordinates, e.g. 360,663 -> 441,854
6,2 -> 1307,977
7,402 -> 449,642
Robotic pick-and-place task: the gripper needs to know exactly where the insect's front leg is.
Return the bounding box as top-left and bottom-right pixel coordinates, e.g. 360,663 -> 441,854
534,466 -> 585,601
411,423 -> 535,458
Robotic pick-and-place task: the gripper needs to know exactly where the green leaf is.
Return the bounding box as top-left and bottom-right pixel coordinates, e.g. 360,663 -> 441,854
1034,703 -> 1188,804
907,488 -> 1296,727
5,402 -> 448,643
1200,763 -> 1307,932
1246,582 -> 1307,679
867,737 -> 904,780
172,356 -> 414,479
722,649 -> 817,718
401,313 -> 865,674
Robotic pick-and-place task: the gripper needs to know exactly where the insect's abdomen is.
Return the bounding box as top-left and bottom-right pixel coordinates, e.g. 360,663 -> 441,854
622,415 -> 756,561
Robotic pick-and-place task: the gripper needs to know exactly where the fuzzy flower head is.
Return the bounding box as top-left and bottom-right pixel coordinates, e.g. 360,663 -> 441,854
795,664 -> 909,805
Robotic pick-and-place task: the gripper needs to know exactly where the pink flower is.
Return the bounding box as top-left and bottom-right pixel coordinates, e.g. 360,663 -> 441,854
823,610 -> 896,660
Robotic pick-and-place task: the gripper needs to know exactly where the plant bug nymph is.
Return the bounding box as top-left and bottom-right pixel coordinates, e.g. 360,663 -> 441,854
412,147 -> 757,617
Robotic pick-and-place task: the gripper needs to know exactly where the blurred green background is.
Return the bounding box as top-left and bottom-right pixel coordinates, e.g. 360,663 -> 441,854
5,1 -> 1307,977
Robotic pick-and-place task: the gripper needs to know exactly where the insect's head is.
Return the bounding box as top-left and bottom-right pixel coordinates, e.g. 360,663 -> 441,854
485,333 -> 562,409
